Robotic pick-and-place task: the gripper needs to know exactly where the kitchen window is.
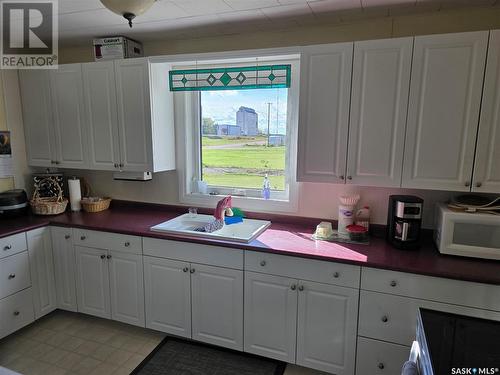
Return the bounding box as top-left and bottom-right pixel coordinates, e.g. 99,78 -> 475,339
174,56 -> 300,212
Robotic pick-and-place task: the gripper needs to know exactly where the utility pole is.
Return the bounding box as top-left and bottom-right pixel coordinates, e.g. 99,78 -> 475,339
267,102 -> 271,147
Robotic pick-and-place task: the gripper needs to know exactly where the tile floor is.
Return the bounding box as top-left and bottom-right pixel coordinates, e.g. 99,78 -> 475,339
0,311 -> 325,375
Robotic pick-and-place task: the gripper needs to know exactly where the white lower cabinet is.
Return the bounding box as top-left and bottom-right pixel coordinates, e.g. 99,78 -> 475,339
109,251 -> 145,327
144,256 -> 191,337
296,281 -> 358,374
75,245 -> 145,326
191,264 -> 243,350
356,337 -> 409,375
75,246 -> 111,319
244,272 -> 298,363
244,271 -> 359,374
27,228 -> 57,319
144,256 -> 244,351
0,288 -> 35,339
51,227 -> 78,312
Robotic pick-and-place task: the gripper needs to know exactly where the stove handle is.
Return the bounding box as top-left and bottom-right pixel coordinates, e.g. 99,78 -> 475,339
402,222 -> 409,241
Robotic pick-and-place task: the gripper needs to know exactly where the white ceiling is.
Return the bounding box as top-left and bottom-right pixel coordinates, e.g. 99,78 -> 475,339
20,0 -> 500,46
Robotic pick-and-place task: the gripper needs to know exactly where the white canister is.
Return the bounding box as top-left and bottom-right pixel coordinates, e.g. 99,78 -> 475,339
68,177 -> 82,212
338,204 -> 355,235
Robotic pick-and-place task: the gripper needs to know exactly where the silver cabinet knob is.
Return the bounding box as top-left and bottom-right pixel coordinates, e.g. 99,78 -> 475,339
107,255 -> 112,260
119,163 -> 124,168
333,272 -> 340,278
298,285 -> 304,292
100,255 -> 106,259
347,176 -> 352,180
3,245 -> 12,251
80,236 -> 86,241
476,182 -> 482,188
465,181 -> 471,187
51,160 -> 55,165
290,284 -> 296,291
339,175 -> 345,180
381,315 -> 389,323
183,267 -> 189,273
378,363 -> 385,370
190,268 -> 195,274
124,242 -> 130,247
114,163 -> 119,168
55,161 -> 60,165
8,274 -> 15,279
13,311 -> 20,316
260,260 -> 266,267
65,234 -> 71,240
390,280 -> 397,287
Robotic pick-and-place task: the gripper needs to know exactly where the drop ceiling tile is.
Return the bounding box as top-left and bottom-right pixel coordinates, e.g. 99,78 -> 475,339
59,8 -> 124,31
278,0 -> 308,3
308,0 -> 362,14
261,3 -> 313,18
132,1 -> 190,22
172,0 -> 233,15
218,8 -> 269,22
59,0 -> 104,14
361,0 -> 415,7
223,0 -> 281,11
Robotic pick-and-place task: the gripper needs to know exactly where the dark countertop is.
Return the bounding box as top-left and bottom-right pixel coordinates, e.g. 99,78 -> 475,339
1,202 -> 499,285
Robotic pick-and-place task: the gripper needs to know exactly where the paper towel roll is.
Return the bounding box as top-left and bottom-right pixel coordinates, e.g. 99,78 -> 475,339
68,178 -> 82,212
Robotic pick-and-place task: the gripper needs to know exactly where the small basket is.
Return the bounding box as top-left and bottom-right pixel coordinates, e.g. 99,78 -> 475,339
81,197 -> 111,213
30,177 -> 68,216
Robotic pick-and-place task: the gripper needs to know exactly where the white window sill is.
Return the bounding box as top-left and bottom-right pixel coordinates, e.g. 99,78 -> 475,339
180,192 -> 298,214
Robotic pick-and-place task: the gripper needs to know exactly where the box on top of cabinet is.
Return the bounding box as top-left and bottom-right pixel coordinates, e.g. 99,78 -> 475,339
93,37 -> 143,61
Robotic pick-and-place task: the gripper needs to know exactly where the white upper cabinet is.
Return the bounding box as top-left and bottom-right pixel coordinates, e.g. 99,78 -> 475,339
298,43 -> 353,183
18,70 -> 56,167
114,58 -> 153,172
82,61 -> 121,171
473,30 -> 500,193
402,31 -> 489,191
50,64 -> 89,169
347,38 -> 412,187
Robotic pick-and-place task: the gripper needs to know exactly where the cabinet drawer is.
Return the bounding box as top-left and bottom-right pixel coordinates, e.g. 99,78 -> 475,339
0,252 -> 31,299
73,229 -> 142,255
143,238 -> 243,270
245,251 -> 360,288
361,267 -> 500,312
358,290 -> 500,346
0,233 -> 27,259
356,337 -> 409,375
0,288 -> 35,339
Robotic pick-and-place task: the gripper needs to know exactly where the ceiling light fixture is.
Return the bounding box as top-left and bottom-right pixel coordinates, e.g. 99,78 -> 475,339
100,0 -> 157,28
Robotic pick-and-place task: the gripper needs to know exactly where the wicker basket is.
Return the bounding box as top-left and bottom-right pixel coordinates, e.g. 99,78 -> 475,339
81,197 -> 111,213
30,177 -> 68,216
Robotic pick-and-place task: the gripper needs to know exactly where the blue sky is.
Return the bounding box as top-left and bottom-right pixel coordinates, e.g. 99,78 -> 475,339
200,88 -> 288,135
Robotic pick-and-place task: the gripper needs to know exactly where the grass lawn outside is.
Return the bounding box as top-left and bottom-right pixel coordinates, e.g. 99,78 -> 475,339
203,173 -> 285,190
202,146 -> 285,169
202,135 -> 267,146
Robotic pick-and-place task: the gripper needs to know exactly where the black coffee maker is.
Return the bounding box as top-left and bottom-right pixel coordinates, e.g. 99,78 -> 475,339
387,195 -> 423,250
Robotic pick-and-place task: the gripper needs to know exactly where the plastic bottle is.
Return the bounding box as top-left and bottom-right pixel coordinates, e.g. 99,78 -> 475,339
356,206 -> 370,230
262,174 -> 271,200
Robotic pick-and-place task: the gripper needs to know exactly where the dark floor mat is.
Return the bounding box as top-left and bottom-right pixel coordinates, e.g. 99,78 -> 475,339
132,337 -> 286,375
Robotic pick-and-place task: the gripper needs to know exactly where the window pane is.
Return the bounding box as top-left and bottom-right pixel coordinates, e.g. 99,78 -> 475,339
200,88 -> 288,191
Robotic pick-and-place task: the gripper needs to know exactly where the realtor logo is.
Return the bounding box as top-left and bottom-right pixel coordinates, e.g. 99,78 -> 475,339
1,0 -> 58,69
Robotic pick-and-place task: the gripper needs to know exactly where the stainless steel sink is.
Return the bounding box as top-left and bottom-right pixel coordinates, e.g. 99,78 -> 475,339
150,213 -> 271,243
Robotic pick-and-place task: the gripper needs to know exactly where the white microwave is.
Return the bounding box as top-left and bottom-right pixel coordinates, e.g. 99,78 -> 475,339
434,203 -> 500,260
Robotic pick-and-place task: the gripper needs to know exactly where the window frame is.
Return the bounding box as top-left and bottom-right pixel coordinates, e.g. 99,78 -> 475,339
175,56 -> 300,213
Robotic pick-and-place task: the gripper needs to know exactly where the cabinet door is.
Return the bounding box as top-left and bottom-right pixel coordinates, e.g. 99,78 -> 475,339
108,251 -> 145,327
191,264 -> 243,351
347,38 -> 412,187
297,43 -> 353,183
75,246 -> 111,319
82,61 -> 121,171
403,31 -> 488,191
18,70 -> 56,167
143,256 -> 191,338
473,30 -> 500,193
49,64 -> 89,169
296,281 -> 359,375
27,227 -> 57,319
244,271 -> 297,363
51,227 -> 77,312
114,58 -> 153,172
